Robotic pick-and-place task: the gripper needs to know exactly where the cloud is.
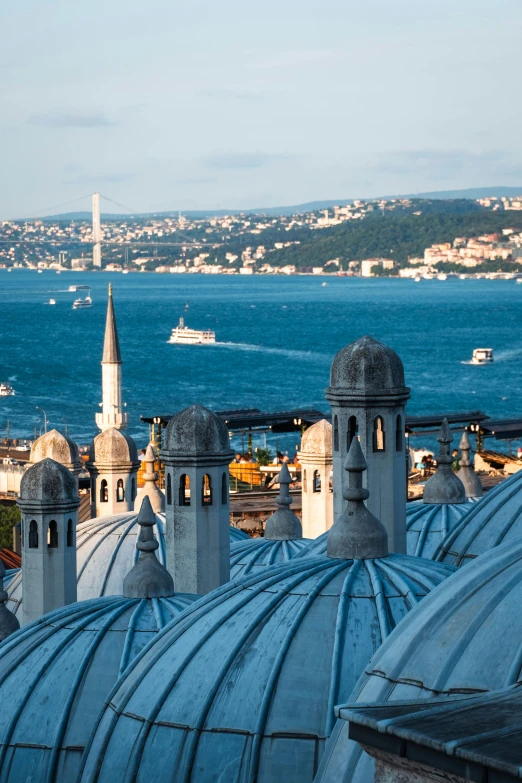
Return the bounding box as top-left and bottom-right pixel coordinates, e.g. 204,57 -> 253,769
62,172 -> 135,186
28,111 -> 117,128
203,152 -> 293,170
374,149 -> 521,180
196,88 -> 261,101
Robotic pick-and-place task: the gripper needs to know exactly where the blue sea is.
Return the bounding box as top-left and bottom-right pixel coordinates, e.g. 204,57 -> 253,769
0,270 -> 521,453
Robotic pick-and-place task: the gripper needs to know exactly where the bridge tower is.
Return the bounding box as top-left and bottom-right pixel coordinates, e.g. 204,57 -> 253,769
92,192 -> 102,268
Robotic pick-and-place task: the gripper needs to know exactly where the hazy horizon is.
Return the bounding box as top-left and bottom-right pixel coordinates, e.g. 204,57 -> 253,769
2,0 -> 522,218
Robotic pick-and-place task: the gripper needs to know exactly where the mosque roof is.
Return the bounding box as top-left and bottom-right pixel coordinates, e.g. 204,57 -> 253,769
79,553 -> 454,783
437,469 -> 522,566
327,335 -> 409,396
162,404 -> 233,457
101,284 -> 122,364
6,513 -> 247,616
89,428 -> 138,466
314,535 -> 522,783
30,429 -> 82,474
405,500 -> 476,559
229,537 -> 310,578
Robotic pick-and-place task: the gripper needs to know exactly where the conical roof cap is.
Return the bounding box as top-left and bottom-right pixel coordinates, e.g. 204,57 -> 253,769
102,284 -> 122,364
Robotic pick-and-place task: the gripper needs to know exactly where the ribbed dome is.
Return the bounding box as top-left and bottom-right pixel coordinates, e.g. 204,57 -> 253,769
162,404 -> 232,456
30,429 -> 82,474
405,500 -> 477,559
6,514 -> 248,616
229,537 -> 311,578
79,554 -> 454,783
437,470 -> 522,566
89,428 -> 138,466
0,593 -> 196,783
20,457 -> 78,507
314,536 -> 522,783
300,419 -> 332,456
328,336 -> 408,394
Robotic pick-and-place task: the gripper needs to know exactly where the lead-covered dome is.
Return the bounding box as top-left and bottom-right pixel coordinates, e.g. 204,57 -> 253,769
162,404 -> 232,456
6,513 -> 247,616
328,336 -> 408,394
0,593 -> 196,783
405,500 -> 476,559
229,537 -> 310,578
437,469 -> 522,566
79,554 -> 454,783
19,457 -> 78,507
314,536 -> 522,783
30,429 -> 82,475
89,427 -> 138,466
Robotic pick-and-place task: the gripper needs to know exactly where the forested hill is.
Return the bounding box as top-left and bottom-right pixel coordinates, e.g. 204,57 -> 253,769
268,204 -> 522,268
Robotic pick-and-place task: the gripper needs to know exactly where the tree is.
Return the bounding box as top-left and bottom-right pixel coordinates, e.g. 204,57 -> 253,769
0,504 -> 20,550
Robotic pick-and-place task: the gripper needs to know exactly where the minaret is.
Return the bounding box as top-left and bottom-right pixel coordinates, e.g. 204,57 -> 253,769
17,458 -> 80,626
264,463 -> 302,540
457,431 -> 483,499
160,404 -> 234,595
423,420 -> 466,504
325,335 -> 410,554
95,284 -> 128,432
135,444 -> 165,513
298,419 -> 333,538
0,561 -> 19,641
87,428 -> 139,517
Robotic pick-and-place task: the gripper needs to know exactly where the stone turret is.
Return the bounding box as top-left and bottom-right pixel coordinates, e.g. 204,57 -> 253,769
30,429 -> 82,486
423,419 -> 466,504
457,431 -> 483,499
87,428 -> 139,517
160,404 -> 234,595
298,419 -> 333,538
17,458 -> 80,626
135,444 -> 165,513
264,463 -> 302,540
95,284 -> 128,432
325,335 -> 410,553
328,437 -> 388,560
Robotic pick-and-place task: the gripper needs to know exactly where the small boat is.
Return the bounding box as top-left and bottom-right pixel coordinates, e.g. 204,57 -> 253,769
0,383 -> 15,397
471,348 -> 493,365
422,273 -> 434,280
68,286 -> 77,292
122,270 -> 129,275
72,285 -> 92,309
414,276 -> 421,282
48,299 -> 56,305
37,269 -> 43,274
516,278 -> 522,284
56,271 -> 61,275
437,273 -> 447,281
168,316 -> 216,345
321,282 -> 328,287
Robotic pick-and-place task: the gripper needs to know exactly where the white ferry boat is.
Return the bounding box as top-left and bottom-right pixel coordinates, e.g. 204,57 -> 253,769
72,285 -> 92,309
168,316 -> 216,345
0,383 -> 15,397
471,348 -> 493,365
48,299 -> 56,305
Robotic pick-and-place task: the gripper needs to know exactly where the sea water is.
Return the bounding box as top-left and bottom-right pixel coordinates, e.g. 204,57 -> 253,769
0,270 -> 521,452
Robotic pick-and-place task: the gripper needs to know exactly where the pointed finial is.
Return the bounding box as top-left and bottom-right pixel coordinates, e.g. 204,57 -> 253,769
456,431 -> 483,498
108,282 -> 113,296
123,496 -> 174,598
0,560 -> 20,642
327,438 -> 388,560
264,462 -> 302,540
101,283 -> 122,364
135,444 -> 165,513
423,419 -> 466,504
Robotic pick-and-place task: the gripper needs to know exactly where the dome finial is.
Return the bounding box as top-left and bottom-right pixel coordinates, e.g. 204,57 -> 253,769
108,282 -> 112,296
423,419 -> 466,504
456,431 -> 483,498
123,496 -> 174,598
0,560 -> 19,641
327,438 -> 388,559
136,444 -> 165,513
264,462 -> 302,540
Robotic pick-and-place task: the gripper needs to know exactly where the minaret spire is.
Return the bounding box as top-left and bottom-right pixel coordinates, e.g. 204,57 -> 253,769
96,284 -> 128,431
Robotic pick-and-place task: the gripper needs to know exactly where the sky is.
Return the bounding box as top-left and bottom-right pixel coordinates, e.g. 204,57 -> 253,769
2,0 -> 522,216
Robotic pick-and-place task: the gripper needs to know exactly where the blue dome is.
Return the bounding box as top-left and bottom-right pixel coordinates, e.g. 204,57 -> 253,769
0,591 -> 196,783
405,500 -> 476,559
437,470 -> 522,566
7,513 -> 248,616
314,535 -> 522,783
230,537 -> 311,579
80,554 -> 454,783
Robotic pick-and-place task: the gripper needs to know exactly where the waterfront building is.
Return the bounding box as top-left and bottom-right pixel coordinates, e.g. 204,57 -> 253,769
298,418 -> 333,538
325,335 -> 410,553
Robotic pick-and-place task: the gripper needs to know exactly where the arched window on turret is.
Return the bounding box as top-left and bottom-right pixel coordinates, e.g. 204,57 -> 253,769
202,474 -> 212,506
100,480 -> 108,503
131,478 -> 136,501
47,520 -> 58,549
67,519 -> 73,547
221,472 -> 227,504
333,416 -> 339,452
373,416 -> 386,452
179,474 -> 190,506
395,414 -> 403,452
347,416 -> 358,450
167,473 -> 172,505
116,479 -> 125,502
313,470 -> 321,493
303,470 -> 307,492
29,520 -> 38,549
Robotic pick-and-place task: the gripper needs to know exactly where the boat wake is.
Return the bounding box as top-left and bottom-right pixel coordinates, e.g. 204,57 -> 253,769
213,342 -> 329,362
493,347 -> 522,363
